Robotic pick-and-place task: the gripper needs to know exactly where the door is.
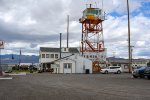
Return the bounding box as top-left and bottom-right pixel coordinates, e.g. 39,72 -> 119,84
63,63 -> 72,73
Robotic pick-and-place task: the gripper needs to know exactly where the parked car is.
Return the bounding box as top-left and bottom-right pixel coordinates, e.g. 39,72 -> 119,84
144,67 -> 150,79
132,66 -> 146,78
101,66 -> 122,74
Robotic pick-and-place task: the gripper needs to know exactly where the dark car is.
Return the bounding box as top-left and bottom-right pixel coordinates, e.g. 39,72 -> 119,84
132,66 -> 146,78
144,67 -> 150,79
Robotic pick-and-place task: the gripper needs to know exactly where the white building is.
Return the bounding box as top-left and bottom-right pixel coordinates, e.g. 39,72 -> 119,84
79,48 -> 107,62
39,47 -> 92,74
106,57 -> 150,72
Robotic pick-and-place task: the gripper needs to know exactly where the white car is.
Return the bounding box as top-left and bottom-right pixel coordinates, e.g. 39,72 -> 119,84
101,66 -> 122,74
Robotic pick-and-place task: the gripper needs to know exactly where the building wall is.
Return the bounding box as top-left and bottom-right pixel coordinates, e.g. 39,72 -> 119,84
80,49 -> 107,61
56,60 -> 75,73
74,56 -> 92,73
39,51 -> 78,63
120,64 -> 129,72
39,51 -> 60,63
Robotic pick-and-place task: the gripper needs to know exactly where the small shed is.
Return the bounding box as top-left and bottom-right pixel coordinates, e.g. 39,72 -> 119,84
54,55 -> 92,74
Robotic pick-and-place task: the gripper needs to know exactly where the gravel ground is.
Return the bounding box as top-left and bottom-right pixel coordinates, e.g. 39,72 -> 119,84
0,73 -> 150,100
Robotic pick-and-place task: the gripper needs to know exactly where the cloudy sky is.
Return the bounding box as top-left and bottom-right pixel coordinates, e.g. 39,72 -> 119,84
0,0 -> 150,58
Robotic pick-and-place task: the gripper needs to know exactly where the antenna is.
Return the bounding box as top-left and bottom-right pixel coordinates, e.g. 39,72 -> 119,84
67,15 -> 69,48
86,4 -> 88,8
95,2 -> 97,8
90,4 -> 92,8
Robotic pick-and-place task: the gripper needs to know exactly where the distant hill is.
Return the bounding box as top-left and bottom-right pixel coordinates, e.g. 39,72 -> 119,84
1,54 -> 39,64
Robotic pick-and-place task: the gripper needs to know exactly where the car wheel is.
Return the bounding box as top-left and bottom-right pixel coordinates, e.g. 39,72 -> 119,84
147,76 -> 150,80
133,75 -> 138,78
139,75 -> 144,78
105,70 -> 108,74
117,70 -> 121,74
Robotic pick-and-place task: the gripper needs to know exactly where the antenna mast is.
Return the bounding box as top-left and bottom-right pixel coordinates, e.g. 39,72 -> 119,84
67,15 -> 69,48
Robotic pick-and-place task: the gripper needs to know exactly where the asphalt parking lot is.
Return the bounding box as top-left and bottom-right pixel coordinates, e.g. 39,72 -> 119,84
0,73 -> 150,100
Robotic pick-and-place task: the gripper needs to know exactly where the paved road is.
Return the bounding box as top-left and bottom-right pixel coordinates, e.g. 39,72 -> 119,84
0,73 -> 150,100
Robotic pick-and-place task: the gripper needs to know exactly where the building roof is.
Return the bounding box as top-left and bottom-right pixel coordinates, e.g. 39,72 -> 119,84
40,47 -> 79,53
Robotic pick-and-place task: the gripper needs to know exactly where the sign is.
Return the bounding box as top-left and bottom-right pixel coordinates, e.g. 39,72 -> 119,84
0,40 -> 4,49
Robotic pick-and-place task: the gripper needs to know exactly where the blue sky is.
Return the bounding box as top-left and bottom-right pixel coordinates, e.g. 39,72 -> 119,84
109,0 -> 150,17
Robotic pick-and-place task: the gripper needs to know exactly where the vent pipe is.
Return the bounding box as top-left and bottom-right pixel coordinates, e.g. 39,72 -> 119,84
67,15 -> 69,48
60,33 -> 62,59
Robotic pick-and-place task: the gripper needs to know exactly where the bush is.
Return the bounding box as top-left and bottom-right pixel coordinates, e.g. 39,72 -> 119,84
20,65 -> 28,70
12,65 -> 19,70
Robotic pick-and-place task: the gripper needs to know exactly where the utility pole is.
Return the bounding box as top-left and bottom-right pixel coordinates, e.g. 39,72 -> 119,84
60,33 -> 62,59
130,46 -> 134,68
0,49 -> 2,76
18,48 -> 21,70
0,40 -> 4,76
127,0 -> 131,73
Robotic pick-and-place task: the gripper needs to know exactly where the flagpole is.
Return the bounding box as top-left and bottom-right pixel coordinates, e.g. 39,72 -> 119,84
19,48 -> 21,70
0,40 -> 4,76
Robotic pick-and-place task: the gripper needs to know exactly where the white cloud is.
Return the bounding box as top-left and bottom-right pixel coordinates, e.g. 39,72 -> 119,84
0,0 -> 150,58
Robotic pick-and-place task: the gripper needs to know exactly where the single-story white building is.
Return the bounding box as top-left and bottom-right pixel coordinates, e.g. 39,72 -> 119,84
106,57 -> 150,72
53,55 -> 92,74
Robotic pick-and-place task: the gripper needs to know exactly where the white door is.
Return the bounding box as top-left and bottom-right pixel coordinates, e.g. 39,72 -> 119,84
63,63 -> 72,73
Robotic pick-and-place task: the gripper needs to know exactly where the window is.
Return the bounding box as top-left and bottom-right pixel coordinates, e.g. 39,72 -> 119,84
68,63 -> 72,69
95,56 -> 97,58
51,54 -> 54,58
93,55 -> 95,58
63,63 -> 72,69
64,63 -> 67,69
86,55 -> 89,58
46,54 -> 50,58
55,54 -> 58,59
118,64 -> 121,66
64,48 -> 66,51
42,54 -> 45,58
113,64 -> 117,66
110,66 -> 120,69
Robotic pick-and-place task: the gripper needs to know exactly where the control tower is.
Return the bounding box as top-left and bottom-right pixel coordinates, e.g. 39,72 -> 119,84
79,4 -> 106,73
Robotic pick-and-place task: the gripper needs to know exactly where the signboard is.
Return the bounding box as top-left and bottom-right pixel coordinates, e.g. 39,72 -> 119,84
0,40 -> 4,49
